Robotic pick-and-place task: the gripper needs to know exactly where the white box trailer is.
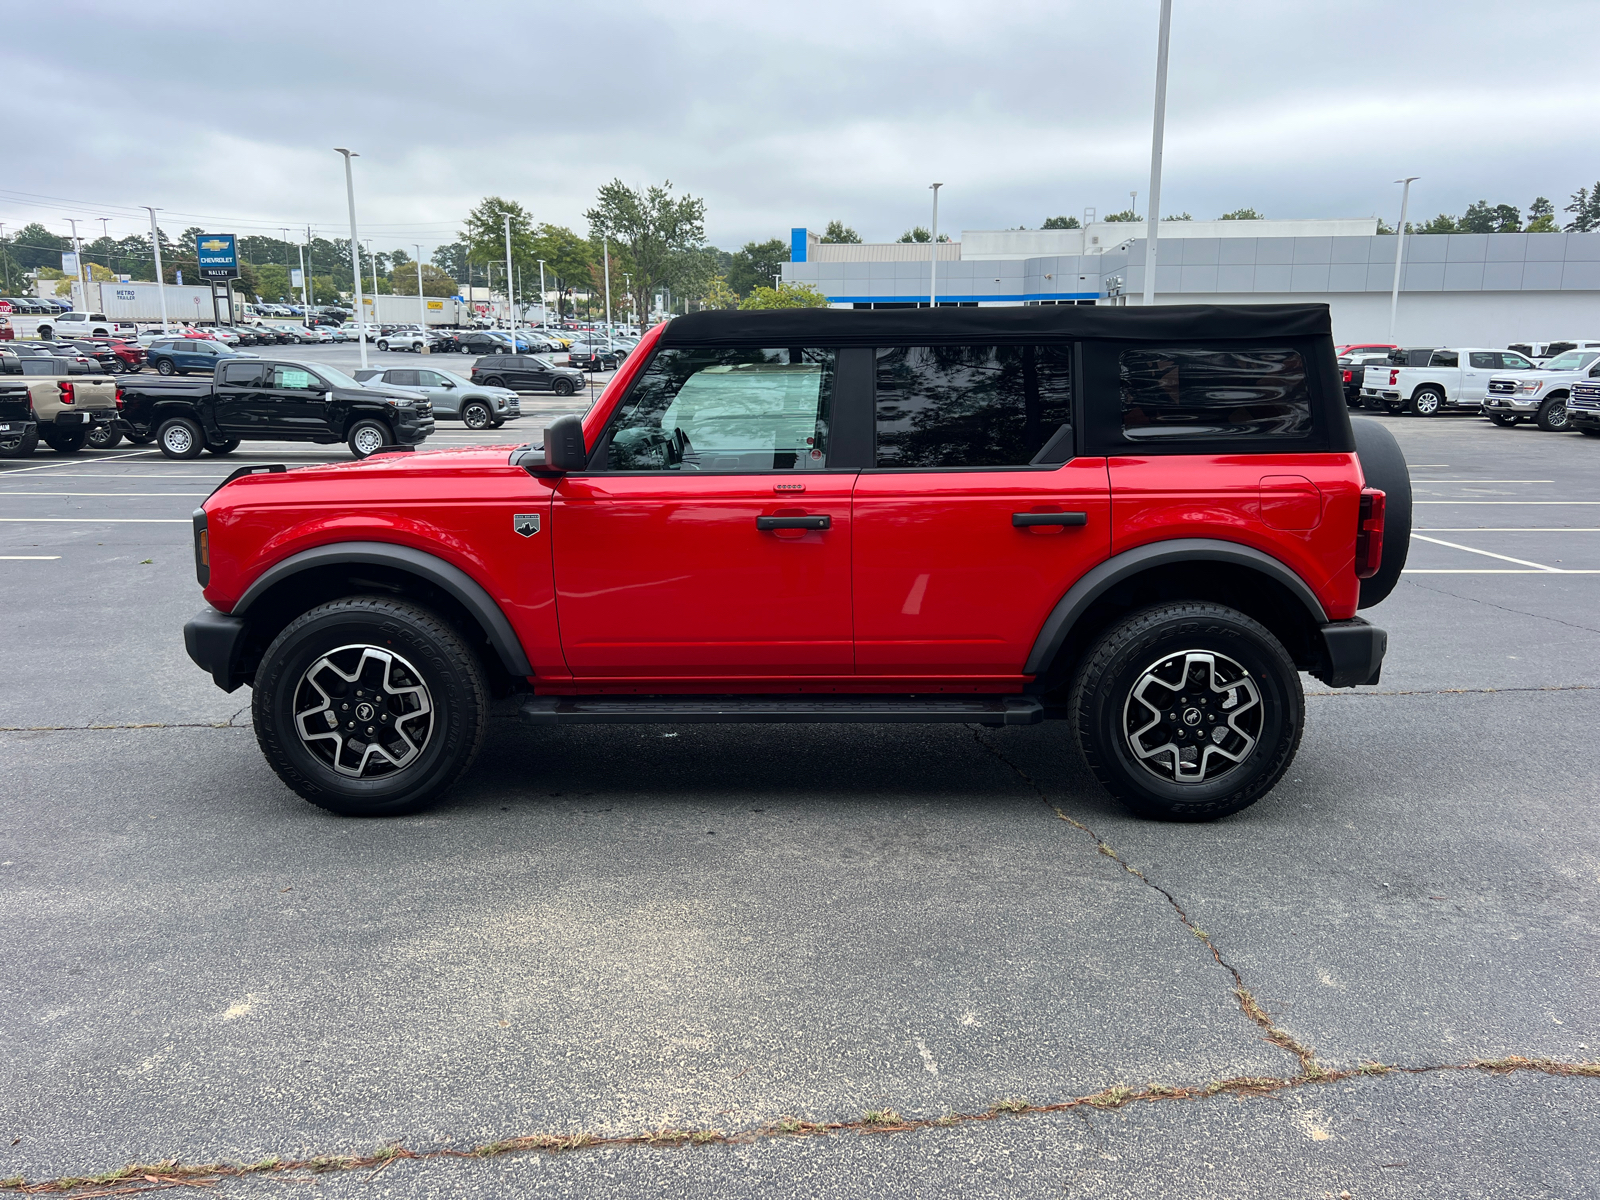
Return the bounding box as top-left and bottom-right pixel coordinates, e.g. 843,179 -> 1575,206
356,294 -> 464,327
92,281 -> 245,325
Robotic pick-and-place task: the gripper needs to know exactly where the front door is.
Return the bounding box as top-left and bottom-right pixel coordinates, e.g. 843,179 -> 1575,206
262,363 -> 332,435
553,343 -> 854,680
851,343 -> 1112,678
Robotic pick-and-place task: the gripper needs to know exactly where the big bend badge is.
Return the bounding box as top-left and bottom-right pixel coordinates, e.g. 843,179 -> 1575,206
513,513 -> 541,538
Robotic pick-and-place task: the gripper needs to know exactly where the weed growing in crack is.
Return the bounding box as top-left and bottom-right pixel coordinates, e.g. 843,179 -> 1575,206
1083,1086 -> 1137,1109
774,1118 -> 804,1134
1355,1061 -> 1391,1076
861,1109 -> 903,1126
991,1098 -> 1029,1114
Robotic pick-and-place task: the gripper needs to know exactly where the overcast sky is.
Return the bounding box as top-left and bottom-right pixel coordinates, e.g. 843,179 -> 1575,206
6,0 -> 1595,258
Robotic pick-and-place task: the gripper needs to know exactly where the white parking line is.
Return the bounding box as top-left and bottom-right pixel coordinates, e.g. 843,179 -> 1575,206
0,517 -> 189,523
1404,569 -> 1600,574
0,555 -> 60,560
1410,534 -> 1561,572
1414,501 -> 1600,505
0,451 -> 160,475
1410,480 -> 1554,484
1416,528 -> 1600,532
0,492 -> 209,497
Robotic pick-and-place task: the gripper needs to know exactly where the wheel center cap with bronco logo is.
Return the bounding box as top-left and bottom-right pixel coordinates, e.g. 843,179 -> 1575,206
355,702 -> 376,722
1182,707 -> 1202,726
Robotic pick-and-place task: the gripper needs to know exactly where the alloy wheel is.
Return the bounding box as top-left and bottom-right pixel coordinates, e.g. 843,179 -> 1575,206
1122,650 -> 1262,785
293,644 -> 433,778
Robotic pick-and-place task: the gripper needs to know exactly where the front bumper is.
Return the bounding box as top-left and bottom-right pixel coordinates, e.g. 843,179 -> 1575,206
184,606 -> 248,692
1312,618 -> 1387,688
1484,394 -> 1540,413
394,416 -> 436,444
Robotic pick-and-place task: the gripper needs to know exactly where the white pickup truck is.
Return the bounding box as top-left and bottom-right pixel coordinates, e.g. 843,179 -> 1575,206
36,311 -> 138,341
1360,346 -> 1538,416
1482,347 -> 1600,431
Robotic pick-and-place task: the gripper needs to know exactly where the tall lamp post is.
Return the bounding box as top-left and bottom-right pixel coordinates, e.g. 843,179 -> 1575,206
622,272 -> 632,326
603,236 -> 612,352
928,182 -> 943,308
537,259 -> 547,327
142,206 -> 170,331
334,148 -> 369,369
64,218 -> 87,311
502,214 -> 515,333
365,239 -> 379,326
414,243 -> 426,337
1141,0 -> 1173,307
1389,177 -> 1419,342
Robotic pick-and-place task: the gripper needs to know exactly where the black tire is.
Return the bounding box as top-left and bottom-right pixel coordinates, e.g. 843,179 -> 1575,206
155,358 -> 176,376
126,430 -> 155,445
1486,411 -> 1520,428
87,423 -> 123,450
1579,427 -> 1600,437
461,401 -> 492,430
481,376 -> 506,388
1070,602 -> 1304,822
156,417 -> 205,459
251,596 -> 490,817
206,437 -> 241,455
553,378 -> 575,397
347,419 -> 391,459
1351,417 -> 1411,609
1536,396 -> 1571,432
42,428 -> 87,455
0,428 -> 38,458
1409,387 -> 1444,417
377,340 -> 389,352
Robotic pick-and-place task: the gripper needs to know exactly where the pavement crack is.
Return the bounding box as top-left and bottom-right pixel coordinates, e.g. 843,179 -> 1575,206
972,729 -> 1321,1076
0,723 -> 241,733
5,1059 -> 1596,1194
1401,577 -> 1600,636
1303,684 -> 1596,697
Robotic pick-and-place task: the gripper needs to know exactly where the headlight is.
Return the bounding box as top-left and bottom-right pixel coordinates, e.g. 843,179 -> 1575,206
1517,381 -> 1544,394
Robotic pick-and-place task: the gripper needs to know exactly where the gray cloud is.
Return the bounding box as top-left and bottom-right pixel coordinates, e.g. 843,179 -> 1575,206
5,0 -> 1595,256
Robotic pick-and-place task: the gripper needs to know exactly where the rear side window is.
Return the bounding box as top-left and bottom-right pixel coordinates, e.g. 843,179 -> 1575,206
1118,347 -> 1311,441
605,346 -> 835,472
386,369 -> 418,386
873,344 -> 1073,468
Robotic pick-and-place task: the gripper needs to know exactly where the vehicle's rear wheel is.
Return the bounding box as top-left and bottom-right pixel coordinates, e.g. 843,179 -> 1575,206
1070,602 -> 1303,822
155,358 -> 176,375
87,423 -> 123,450
1486,411 -> 1520,428
347,419 -> 390,459
0,429 -> 38,458
206,437 -> 241,455
156,417 -> 204,459
252,596 -> 489,817
553,378 -> 574,396
42,428 -> 87,455
481,376 -> 506,388
1410,387 -> 1444,417
461,401 -> 491,429
1536,397 -> 1571,432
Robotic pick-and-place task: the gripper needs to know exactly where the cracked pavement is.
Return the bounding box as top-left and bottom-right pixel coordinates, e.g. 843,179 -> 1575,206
2,413 -> 1598,1197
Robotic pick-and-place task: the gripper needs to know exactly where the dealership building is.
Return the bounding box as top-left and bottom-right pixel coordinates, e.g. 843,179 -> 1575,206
781,220 -> 1600,346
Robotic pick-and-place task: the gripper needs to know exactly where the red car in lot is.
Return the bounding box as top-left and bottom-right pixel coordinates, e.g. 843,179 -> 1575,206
185,305 -> 1410,822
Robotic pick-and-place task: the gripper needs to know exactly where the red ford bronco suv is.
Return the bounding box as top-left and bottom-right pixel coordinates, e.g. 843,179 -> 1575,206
184,305 -> 1409,821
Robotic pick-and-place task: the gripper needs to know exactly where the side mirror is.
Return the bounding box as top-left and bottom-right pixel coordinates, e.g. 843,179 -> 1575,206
541,413 -> 586,473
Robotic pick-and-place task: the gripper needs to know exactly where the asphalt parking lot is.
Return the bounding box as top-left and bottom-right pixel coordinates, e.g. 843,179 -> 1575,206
2,406 -> 1597,1198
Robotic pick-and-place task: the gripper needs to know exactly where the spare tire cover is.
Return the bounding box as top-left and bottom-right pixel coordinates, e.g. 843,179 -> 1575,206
1351,417 -> 1411,608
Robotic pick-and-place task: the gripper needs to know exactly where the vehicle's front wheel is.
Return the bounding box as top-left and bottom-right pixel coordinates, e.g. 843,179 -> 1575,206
377,340 -> 389,352
1410,387 -> 1444,417
1486,411 -> 1520,428
1537,397 -> 1571,432
156,417 -> 204,459
347,419 -> 390,459
206,437 -> 241,455
1070,602 -> 1304,822
461,401 -> 491,429
0,429 -> 38,458
553,378 -> 574,397
87,423 -> 123,450
252,596 -> 489,816
155,358 -> 176,375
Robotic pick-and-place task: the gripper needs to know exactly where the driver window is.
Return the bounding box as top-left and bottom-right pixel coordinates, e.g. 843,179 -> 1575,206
272,365 -> 321,391
604,346 -> 835,472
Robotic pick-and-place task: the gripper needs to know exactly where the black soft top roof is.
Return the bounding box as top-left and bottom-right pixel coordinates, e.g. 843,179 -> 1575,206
658,303 -> 1332,347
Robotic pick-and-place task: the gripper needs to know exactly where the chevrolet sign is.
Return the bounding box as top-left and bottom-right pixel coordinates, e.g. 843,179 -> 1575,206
196,233 -> 239,280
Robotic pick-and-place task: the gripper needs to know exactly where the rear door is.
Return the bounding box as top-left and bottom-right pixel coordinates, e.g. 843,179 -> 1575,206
852,343 -> 1111,678
213,361 -> 269,434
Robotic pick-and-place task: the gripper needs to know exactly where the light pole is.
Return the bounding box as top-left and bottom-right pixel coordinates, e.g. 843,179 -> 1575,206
334,148 -> 368,369
1141,0 -> 1173,307
142,206 -> 170,332
1389,177 -> 1419,342
537,259 -> 547,327
928,182 -> 943,308
623,272 -> 632,326
296,238 -> 311,328
603,235 -> 612,351
64,218 -> 87,311
365,239 -> 379,326
414,243 -> 426,335
502,213 -> 515,334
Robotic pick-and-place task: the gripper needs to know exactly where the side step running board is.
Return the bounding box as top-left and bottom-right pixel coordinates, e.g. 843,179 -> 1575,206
519,695 -> 1043,727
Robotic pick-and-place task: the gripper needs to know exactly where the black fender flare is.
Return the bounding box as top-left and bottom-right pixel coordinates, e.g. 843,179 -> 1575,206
231,541 -> 534,677
1022,539 -> 1329,677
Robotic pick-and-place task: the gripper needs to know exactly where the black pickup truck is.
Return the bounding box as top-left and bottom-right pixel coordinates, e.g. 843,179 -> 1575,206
117,358 -> 436,459
0,384 -> 38,458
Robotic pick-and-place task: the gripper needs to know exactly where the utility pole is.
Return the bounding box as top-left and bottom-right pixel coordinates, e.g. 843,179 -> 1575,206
1389,177 -> 1419,342
603,235 -> 612,351
335,148 -> 368,369
503,213 -> 515,334
538,259 -> 547,327
414,242 -> 426,336
65,218 -> 87,311
365,239 -> 379,326
143,208 -> 170,331
1141,0 -> 1173,307
0,223 -> 9,293
623,271 -> 632,325
929,182 -> 943,308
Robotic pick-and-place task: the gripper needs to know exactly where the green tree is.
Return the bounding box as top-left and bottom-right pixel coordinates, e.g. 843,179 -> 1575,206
529,223 -> 595,308
389,262 -> 459,297
700,275 -> 740,310
8,222 -> 68,271
820,220 -> 861,243
1460,201 -> 1521,233
1565,184 -> 1600,232
1163,212 -> 1193,221
726,238 -> 789,296
310,275 -> 343,305
462,196 -> 536,309
585,179 -> 707,329
898,226 -> 931,242
390,248 -> 411,267
1218,208 -> 1264,221
1103,210 -> 1139,222
1041,216 -> 1081,229
254,262 -> 292,302
1416,213 -> 1459,234
738,282 -> 830,310
1527,196 -> 1558,233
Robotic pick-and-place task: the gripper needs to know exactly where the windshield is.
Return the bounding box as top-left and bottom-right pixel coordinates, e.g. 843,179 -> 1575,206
1543,350 -> 1599,371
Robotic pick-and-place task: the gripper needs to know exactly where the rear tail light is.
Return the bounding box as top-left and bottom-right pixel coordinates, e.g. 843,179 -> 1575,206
58,381 -> 75,404
1355,488 -> 1386,579
1341,369 -> 1353,383
1388,369 -> 1399,385
115,387 -> 125,409
192,508 -> 209,586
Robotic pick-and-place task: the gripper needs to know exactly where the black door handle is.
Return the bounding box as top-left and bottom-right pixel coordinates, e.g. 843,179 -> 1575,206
757,514 -> 831,531
1012,512 -> 1088,528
